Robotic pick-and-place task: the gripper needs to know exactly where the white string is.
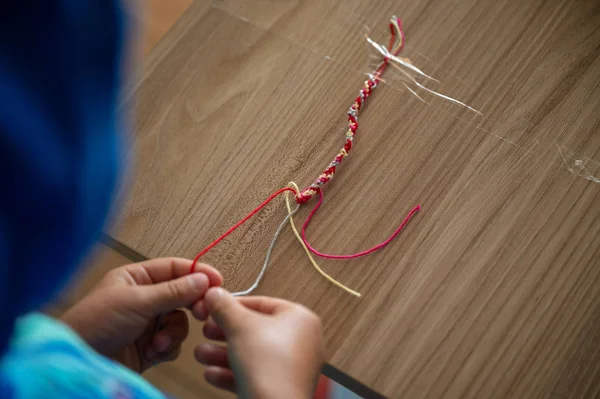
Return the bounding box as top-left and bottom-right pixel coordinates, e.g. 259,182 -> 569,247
365,33 -> 482,115
232,202 -> 301,296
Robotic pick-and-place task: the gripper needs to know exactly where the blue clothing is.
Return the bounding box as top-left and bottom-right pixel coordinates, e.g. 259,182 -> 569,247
1,314 -> 166,399
0,1 -> 167,398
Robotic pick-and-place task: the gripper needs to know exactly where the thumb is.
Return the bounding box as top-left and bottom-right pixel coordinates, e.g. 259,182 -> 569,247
204,287 -> 248,335
139,273 -> 209,315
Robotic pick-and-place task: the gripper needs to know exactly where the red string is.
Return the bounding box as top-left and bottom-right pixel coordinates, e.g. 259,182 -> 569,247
295,17 -> 418,260
190,17 -> 417,271
296,18 -> 405,204
301,189 -> 421,259
191,187 -> 296,273
374,18 -> 405,79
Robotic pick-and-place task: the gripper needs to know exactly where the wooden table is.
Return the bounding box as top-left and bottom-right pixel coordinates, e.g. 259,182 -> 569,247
110,0 -> 600,397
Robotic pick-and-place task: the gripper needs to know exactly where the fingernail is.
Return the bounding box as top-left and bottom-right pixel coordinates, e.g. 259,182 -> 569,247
188,273 -> 209,292
205,287 -> 224,303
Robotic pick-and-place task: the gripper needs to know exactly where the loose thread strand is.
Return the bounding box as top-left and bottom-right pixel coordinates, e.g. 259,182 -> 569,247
285,182 -> 361,297
191,187 -> 296,273
301,189 -> 421,260
232,202 -> 301,296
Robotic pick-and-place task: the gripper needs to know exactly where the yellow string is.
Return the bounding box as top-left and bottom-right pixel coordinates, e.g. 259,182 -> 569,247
285,182 -> 361,297
390,17 -> 404,54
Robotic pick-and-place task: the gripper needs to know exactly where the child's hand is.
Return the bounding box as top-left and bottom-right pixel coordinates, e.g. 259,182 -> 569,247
192,288 -> 324,398
62,258 -> 222,373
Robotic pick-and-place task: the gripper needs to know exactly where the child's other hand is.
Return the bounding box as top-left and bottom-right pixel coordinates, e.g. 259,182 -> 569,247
62,258 -> 222,373
193,288 -> 324,398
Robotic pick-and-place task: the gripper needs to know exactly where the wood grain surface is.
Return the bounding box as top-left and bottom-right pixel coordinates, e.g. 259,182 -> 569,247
112,0 -> 600,397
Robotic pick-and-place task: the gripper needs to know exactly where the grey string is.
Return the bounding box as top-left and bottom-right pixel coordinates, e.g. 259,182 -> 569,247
232,202 -> 301,296
151,202 -> 299,356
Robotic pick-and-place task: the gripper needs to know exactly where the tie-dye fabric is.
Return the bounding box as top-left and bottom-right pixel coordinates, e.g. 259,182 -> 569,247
0,313 -> 168,399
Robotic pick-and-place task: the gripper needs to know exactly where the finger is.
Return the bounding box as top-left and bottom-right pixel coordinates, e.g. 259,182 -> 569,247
236,295 -> 300,315
194,263 -> 223,287
138,273 -> 209,316
185,265 -> 223,313
191,300 -> 208,321
153,344 -> 182,364
204,366 -> 237,393
204,288 -> 250,335
122,258 -> 222,287
194,343 -> 229,368
196,296 -> 294,319
151,311 -> 189,354
203,319 -> 226,341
